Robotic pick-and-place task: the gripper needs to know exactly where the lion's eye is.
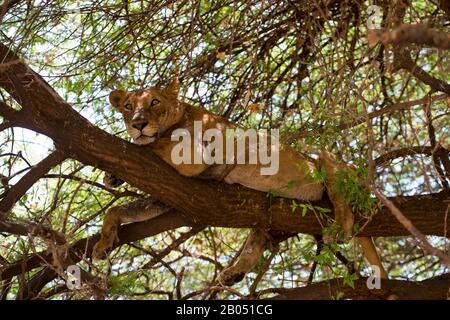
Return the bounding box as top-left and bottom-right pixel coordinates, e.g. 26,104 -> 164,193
151,99 -> 160,107
124,103 -> 132,111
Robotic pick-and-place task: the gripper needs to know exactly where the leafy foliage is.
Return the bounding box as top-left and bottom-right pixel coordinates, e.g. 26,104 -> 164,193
0,0 -> 448,300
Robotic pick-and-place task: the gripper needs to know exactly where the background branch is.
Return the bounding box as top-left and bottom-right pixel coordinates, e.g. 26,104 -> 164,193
0,150 -> 66,218
266,273 -> 450,300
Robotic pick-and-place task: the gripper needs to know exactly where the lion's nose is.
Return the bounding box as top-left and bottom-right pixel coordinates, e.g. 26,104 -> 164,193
132,121 -> 149,131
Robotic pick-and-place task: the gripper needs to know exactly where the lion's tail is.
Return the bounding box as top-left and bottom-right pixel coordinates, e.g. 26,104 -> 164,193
358,236 -> 388,279
318,151 -> 388,279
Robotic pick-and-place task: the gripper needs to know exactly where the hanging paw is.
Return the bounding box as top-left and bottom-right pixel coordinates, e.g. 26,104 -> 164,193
92,233 -> 120,260
217,229 -> 268,286
92,219 -> 120,260
92,239 -> 112,260
217,268 -> 246,286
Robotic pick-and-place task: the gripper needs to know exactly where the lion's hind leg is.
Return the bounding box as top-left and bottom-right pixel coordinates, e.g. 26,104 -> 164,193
358,237 -> 388,279
217,229 -> 268,286
318,151 -> 388,279
93,198 -> 170,260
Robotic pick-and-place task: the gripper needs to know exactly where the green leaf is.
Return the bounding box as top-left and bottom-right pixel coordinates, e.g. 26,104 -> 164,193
343,273 -> 359,289
301,205 -> 308,217
335,291 -> 345,300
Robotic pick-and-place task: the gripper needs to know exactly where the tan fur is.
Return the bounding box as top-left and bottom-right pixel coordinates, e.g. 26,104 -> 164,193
93,199 -> 170,259
319,152 -> 388,278
218,229 -> 268,286
93,79 -> 387,279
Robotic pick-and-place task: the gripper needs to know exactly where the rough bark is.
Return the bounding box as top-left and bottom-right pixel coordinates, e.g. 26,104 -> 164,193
266,273 -> 450,300
0,209 -> 187,280
0,44 -> 449,240
0,44 -> 449,300
367,24 -> 450,50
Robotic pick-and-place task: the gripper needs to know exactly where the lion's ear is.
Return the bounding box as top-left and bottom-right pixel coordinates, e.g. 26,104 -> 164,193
163,78 -> 179,97
109,89 -> 127,109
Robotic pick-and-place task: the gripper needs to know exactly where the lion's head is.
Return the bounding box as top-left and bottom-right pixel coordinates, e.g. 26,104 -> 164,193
109,78 -> 185,145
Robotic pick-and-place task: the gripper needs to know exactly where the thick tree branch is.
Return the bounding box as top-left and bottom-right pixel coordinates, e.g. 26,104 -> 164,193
3,192 -> 449,297
437,0 -> 450,20
0,43 -> 448,298
0,44 -> 448,239
368,24 -> 450,49
0,0 -> 447,301
265,273 -> 450,300
0,101 -> 20,120
0,209 -> 189,282
0,120 -> 11,132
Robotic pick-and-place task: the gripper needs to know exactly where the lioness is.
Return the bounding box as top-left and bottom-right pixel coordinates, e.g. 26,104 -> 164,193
93,79 -> 387,279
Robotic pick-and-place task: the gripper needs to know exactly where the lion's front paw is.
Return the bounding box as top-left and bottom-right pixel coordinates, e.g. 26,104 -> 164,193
103,173 -> 124,188
92,233 -> 119,260
92,241 -> 109,260
217,268 -> 245,286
